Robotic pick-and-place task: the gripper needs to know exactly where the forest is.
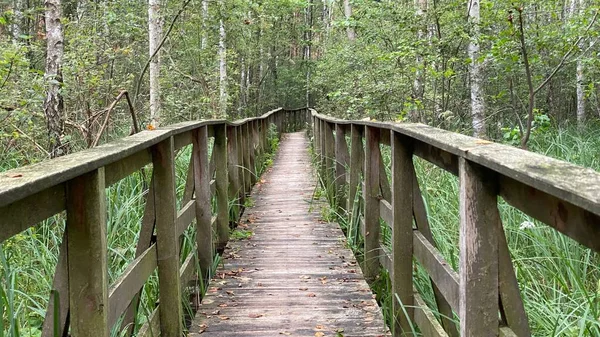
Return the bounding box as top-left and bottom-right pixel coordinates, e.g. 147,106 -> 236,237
1,0 -> 600,336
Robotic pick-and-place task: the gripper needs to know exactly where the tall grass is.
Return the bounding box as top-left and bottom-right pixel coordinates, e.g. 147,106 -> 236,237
313,125 -> 600,336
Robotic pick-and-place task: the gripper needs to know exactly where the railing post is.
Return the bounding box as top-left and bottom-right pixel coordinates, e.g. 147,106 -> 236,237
335,124 -> 349,213
323,121 -> 335,188
242,123 -> 252,193
66,167 -> 109,337
319,119 -> 326,178
227,126 -> 240,223
363,125 -> 381,281
151,136 -> 183,336
390,130 -> 414,335
236,126 -> 246,202
313,116 -> 320,158
459,157 -> 499,337
249,121 -> 257,184
193,126 -> 213,276
348,124 -> 363,220
214,124 -> 229,249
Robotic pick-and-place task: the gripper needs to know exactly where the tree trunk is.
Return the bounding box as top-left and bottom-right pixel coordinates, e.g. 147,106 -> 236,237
575,0 -> 586,128
343,0 -> 355,40
468,0 -> 486,138
148,0 -> 162,126
44,0 -> 66,158
201,0 -> 208,50
412,0 -> 427,122
219,18 -> 228,118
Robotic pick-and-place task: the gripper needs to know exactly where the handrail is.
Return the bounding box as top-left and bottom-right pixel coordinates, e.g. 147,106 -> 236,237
0,107 -> 310,337
311,109 -> 600,337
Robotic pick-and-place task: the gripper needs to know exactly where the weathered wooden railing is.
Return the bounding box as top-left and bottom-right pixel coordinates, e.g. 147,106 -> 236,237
0,107 -> 309,337
311,110 -> 600,337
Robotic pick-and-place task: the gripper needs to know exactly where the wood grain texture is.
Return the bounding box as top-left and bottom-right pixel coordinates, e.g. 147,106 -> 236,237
390,131 -> 413,335
363,126 -> 381,282
459,158 -> 499,337
190,132 -> 390,337
66,168 -> 109,337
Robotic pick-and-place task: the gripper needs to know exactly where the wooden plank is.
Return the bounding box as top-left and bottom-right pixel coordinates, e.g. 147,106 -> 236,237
413,139 -> 458,175
459,158 -> 499,336
323,121 -> 335,187
66,168 -> 109,337
151,137 -> 183,336
390,130 -> 414,335
227,125 -> 240,221
0,128 -> 173,208
497,215 -> 531,336
335,124 -> 350,213
348,124 -> 363,220
176,199 -> 196,237
104,149 -> 152,186
379,156 -> 392,202
213,124 -> 229,249
0,184 -> 65,243
379,199 -> 393,225
500,174 -> 600,251
242,123 -> 252,194
412,173 -> 459,337
363,126 -> 381,281
137,307 -> 160,337
190,132 -> 390,337
108,244 -> 157,328
41,232 -> 69,337
414,291 -> 450,337
180,250 -> 197,287
193,126 -> 213,277
173,130 -> 193,151
413,231 -> 459,311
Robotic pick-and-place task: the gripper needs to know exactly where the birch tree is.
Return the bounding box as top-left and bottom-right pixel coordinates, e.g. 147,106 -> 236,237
218,17 -> 228,117
148,0 -> 162,126
412,0 -> 427,122
574,0 -> 586,128
44,0 -> 66,157
468,0 -> 486,138
343,0 -> 355,40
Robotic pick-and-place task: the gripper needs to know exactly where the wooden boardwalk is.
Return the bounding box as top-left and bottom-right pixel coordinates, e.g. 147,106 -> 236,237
189,132 -> 390,337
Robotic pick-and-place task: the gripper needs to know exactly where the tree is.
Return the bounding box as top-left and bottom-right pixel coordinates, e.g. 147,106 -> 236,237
44,0 -> 66,158
468,0 -> 486,138
148,0 -> 162,127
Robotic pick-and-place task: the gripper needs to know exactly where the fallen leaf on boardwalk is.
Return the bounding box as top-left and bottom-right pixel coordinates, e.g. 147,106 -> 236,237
248,313 -> 264,318
279,332 -> 291,335
315,324 -> 324,329
315,332 -> 325,337
226,290 -> 235,295
7,174 -> 22,178
218,315 -> 229,320
475,140 -> 492,145
307,293 -> 316,297
299,287 -> 308,291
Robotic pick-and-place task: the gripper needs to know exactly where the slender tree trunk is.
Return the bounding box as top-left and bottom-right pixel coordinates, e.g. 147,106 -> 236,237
305,0 -> 313,107
219,18 -> 228,117
343,0 -> 355,40
468,0 -> 486,138
412,0 -> 427,122
44,0 -> 66,158
575,0 -> 586,128
148,0 -> 162,126
239,56 -> 246,115
201,0 -> 208,50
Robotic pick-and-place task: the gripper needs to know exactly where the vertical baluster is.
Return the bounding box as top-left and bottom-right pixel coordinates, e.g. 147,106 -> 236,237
390,130 -> 414,335
236,126 -> 246,203
66,168 -> 109,337
214,124 -> 229,249
151,137 -> 183,336
227,125 -> 240,224
348,124 -> 363,222
459,158 -> 499,337
193,126 -> 212,277
324,121 -> 335,188
363,126 -> 381,281
335,124 -> 349,213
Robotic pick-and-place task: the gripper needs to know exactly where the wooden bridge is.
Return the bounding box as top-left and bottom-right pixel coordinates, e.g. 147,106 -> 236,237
1,108 -> 599,337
